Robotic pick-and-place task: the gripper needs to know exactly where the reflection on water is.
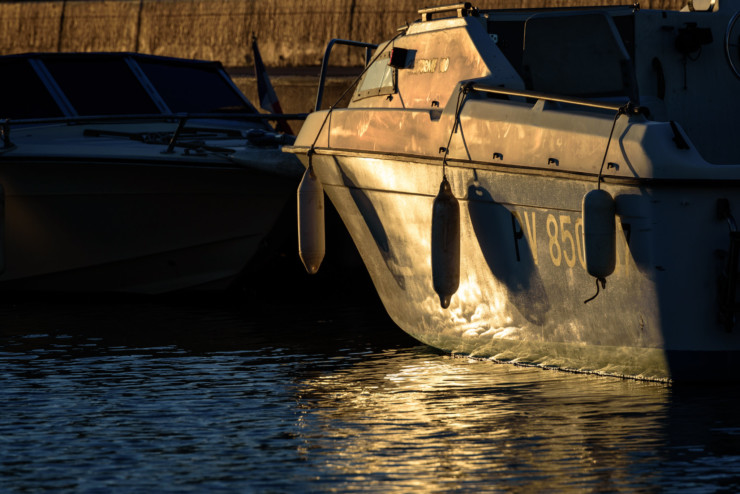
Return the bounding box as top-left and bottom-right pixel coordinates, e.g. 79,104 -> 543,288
300,360 -> 666,492
1,296 -> 740,492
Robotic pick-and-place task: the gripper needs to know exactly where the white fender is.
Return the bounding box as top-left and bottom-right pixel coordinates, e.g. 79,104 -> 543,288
297,166 -> 325,274
582,189 -> 616,279
431,177 -> 460,308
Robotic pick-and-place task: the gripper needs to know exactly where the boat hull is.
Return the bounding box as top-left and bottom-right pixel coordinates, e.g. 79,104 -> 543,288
307,152 -> 740,381
0,158 -> 293,294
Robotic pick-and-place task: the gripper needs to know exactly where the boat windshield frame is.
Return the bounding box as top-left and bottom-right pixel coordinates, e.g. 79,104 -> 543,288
354,52 -> 397,101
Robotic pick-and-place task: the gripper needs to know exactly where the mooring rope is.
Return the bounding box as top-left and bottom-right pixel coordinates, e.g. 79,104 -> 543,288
440,83 -> 469,181
596,102 -> 632,189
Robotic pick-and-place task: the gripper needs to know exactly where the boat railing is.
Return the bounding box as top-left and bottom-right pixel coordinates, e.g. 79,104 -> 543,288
419,3 -> 476,21
0,111 -> 309,151
315,39 -> 378,112
467,82 -> 642,114
479,4 -> 639,15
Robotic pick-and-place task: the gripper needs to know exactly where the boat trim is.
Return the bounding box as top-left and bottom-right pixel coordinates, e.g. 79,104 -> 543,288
124,57 -> 171,113
28,58 -> 77,117
6,112 -> 309,127
2,155 -> 249,170
289,145 -> 740,188
2,112 -> 307,155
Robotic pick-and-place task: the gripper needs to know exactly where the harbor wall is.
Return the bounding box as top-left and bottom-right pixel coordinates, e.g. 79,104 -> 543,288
0,0 -> 687,67
0,0 -> 688,125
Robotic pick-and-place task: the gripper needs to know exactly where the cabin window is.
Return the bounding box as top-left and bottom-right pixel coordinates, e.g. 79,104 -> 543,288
354,54 -> 395,100
0,58 -> 64,119
44,57 -> 161,116
138,60 -> 253,113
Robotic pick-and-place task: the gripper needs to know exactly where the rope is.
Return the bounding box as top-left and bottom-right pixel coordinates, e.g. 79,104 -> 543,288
584,277 -> 606,304
440,83 -> 469,180
596,102 -> 632,190
585,102 -> 633,303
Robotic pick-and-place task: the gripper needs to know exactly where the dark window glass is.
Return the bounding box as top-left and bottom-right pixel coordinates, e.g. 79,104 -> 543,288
0,58 -> 63,119
44,56 -> 160,115
138,60 -> 252,113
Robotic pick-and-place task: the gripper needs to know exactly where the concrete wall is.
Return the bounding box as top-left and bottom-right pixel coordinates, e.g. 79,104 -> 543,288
1,0 -> 686,68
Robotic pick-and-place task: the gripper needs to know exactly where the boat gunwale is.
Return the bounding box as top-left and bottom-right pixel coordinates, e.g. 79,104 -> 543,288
285,145 -> 740,188
0,155 -> 290,173
3,112 -> 308,128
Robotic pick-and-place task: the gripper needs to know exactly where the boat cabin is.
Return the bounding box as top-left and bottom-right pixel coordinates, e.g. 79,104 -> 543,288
347,1 -> 740,164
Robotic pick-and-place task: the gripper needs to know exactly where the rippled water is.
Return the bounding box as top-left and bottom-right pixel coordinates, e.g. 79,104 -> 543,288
2,295 -> 740,493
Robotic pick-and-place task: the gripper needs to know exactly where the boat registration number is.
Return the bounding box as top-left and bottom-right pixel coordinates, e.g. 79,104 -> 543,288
511,210 -> 632,275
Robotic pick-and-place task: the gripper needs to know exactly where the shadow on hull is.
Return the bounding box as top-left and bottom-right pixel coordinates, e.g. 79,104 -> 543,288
467,184 -> 550,324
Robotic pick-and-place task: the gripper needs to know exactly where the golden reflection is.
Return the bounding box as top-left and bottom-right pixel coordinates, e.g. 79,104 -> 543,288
296,351 -> 669,491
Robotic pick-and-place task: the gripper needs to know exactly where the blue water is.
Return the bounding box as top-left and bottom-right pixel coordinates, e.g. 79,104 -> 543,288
2,295 -> 740,493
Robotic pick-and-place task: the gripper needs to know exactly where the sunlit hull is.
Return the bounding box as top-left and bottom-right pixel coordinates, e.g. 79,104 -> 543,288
286,2 -> 740,380
296,150 -> 739,381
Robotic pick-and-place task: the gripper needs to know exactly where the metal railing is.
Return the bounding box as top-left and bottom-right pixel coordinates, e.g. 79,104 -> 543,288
419,3 -> 475,21
0,111 -> 309,151
467,82 -> 641,113
315,39 -> 378,112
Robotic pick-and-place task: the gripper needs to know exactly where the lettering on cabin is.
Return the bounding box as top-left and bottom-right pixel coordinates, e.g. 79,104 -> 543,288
411,57 -> 450,74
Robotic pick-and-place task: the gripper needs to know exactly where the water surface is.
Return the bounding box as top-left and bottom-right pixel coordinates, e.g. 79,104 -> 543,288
1,296 -> 739,492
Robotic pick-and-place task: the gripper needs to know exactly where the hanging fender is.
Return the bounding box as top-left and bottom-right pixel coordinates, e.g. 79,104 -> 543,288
582,189 -> 616,280
431,176 -> 460,309
297,166 -> 325,275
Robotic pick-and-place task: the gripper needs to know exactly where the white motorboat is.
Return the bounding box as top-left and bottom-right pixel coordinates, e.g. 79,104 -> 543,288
0,52 -> 304,294
286,1 -> 740,381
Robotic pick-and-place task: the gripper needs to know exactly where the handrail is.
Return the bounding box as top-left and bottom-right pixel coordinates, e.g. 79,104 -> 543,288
467,82 -> 641,114
481,4 -> 640,14
315,39 -> 378,112
2,111 -> 309,128
419,3 -> 475,21
0,112 -> 309,153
